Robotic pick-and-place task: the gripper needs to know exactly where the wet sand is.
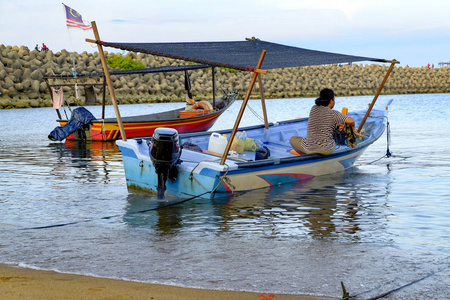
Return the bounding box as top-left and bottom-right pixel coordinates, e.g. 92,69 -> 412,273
0,264 -> 336,300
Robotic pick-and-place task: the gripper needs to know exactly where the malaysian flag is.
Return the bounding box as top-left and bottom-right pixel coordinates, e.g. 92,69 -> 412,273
63,4 -> 92,30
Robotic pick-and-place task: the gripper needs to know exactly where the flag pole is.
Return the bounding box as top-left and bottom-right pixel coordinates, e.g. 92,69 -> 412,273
62,3 -> 83,100
62,4 -> 76,77
87,21 -> 127,141
65,28 -> 81,100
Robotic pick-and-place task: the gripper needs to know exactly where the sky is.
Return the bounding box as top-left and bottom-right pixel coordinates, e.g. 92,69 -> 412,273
1,0 -> 450,68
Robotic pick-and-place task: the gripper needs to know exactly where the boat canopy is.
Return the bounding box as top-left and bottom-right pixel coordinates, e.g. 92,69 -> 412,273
97,39 -> 388,71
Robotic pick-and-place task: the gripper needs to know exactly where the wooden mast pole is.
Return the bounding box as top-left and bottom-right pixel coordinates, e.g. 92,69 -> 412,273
87,21 -> 127,141
357,59 -> 399,133
220,50 -> 267,165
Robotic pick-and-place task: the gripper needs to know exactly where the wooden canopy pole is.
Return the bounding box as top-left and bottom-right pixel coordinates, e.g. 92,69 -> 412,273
220,50 -> 268,165
357,59 -> 399,133
87,21 -> 127,141
257,74 -> 269,129
212,66 -> 216,108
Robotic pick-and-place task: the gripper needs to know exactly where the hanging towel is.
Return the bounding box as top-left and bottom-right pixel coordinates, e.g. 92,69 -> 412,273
51,87 -> 64,109
75,83 -> 81,100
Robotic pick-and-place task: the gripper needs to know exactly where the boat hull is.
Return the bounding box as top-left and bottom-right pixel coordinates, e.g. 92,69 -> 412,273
58,92 -> 236,141
119,141 -> 367,199
213,150 -> 364,193
60,111 -> 223,141
117,108 -> 388,199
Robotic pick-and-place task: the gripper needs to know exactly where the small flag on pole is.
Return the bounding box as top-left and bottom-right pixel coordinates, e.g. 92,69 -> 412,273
63,4 -> 92,30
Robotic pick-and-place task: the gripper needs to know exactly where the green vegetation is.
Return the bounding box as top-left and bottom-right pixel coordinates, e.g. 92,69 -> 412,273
106,54 -> 146,70
219,67 -> 241,73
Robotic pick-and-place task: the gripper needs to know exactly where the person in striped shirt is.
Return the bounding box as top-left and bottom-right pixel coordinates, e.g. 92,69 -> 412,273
290,88 -> 355,155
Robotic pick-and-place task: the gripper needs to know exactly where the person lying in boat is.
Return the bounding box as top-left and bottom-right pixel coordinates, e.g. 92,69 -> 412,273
290,88 -> 355,155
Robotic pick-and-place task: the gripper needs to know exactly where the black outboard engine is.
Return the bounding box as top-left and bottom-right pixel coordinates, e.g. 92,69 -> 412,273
149,128 -> 182,198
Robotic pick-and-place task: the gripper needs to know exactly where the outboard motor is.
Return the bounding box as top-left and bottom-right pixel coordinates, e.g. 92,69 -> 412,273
149,128 -> 182,198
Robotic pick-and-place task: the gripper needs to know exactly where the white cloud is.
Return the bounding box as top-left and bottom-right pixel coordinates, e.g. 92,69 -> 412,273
0,0 -> 449,66
279,0 -> 364,20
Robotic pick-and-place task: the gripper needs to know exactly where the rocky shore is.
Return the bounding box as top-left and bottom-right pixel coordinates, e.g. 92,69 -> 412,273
1,44 -> 449,109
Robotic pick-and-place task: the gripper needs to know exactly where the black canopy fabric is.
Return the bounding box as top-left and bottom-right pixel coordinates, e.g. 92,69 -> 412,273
44,64 -> 210,79
108,64 -> 210,75
98,40 -> 387,71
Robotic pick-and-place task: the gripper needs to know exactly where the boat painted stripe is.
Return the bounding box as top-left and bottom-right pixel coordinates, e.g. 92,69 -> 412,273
198,168 -> 222,178
108,130 -> 115,140
90,114 -> 218,130
118,146 -> 138,159
338,155 -> 360,168
219,179 -> 233,192
228,151 -> 362,175
91,122 -> 214,133
257,173 -> 315,186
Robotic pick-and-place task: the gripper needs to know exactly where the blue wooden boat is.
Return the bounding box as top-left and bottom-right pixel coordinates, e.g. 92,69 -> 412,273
87,22 -> 399,198
116,105 -> 391,199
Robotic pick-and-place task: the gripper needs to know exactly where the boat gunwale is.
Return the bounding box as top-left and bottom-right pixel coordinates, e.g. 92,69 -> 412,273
173,111 -> 387,172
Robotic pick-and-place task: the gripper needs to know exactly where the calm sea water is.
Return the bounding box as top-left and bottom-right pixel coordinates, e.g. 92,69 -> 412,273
1,94 -> 449,299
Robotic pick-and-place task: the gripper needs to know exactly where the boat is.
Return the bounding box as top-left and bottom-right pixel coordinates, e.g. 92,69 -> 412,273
46,65 -> 237,141
86,21 -> 399,198
117,105 -> 391,199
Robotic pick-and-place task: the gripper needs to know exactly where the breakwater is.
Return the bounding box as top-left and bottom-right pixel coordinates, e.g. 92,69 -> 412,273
1,44 -> 450,109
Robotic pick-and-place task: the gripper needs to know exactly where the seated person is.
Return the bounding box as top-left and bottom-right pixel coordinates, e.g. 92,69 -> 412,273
290,88 -> 355,155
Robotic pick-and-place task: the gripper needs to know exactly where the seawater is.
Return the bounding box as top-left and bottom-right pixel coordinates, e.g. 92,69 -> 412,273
1,94 -> 449,299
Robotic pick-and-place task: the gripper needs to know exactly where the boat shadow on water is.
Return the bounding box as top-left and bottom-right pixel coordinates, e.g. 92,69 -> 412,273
122,168 -> 391,241
47,140 -> 121,184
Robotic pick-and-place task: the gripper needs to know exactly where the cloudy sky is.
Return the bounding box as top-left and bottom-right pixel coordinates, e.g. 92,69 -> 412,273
1,0 -> 450,67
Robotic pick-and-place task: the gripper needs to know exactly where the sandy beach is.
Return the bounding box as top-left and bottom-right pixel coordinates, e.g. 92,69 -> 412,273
0,264 -> 335,300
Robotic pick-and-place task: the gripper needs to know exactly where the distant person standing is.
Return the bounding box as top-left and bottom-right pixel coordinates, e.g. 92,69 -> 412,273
41,43 -> 48,52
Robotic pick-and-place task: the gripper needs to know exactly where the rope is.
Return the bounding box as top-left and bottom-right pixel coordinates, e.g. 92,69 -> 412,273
247,103 -> 265,123
20,192 -> 209,230
364,118 -> 410,165
101,119 -> 106,141
345,256 -> 450,300
357,117 -> 392,165
20,160 -> 232,231
386,119 -> 392,157
186,159 -> 231,194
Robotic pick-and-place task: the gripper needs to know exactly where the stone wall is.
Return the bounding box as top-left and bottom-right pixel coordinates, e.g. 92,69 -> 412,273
1,44 -> 450,109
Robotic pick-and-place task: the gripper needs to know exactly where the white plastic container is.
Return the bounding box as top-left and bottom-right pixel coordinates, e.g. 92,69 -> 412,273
208,132 -> 228,154
228,150 -> 238,158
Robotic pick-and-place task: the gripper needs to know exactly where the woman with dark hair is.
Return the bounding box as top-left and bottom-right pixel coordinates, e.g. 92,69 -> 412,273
290,88 -> 355,155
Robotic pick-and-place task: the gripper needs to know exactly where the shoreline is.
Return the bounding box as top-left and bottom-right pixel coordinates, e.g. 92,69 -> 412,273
0,264 -> 336,300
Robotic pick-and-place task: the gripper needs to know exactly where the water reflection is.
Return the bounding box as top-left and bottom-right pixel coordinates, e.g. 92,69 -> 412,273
123,169 -> 391,242
47,140 -> 120,184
